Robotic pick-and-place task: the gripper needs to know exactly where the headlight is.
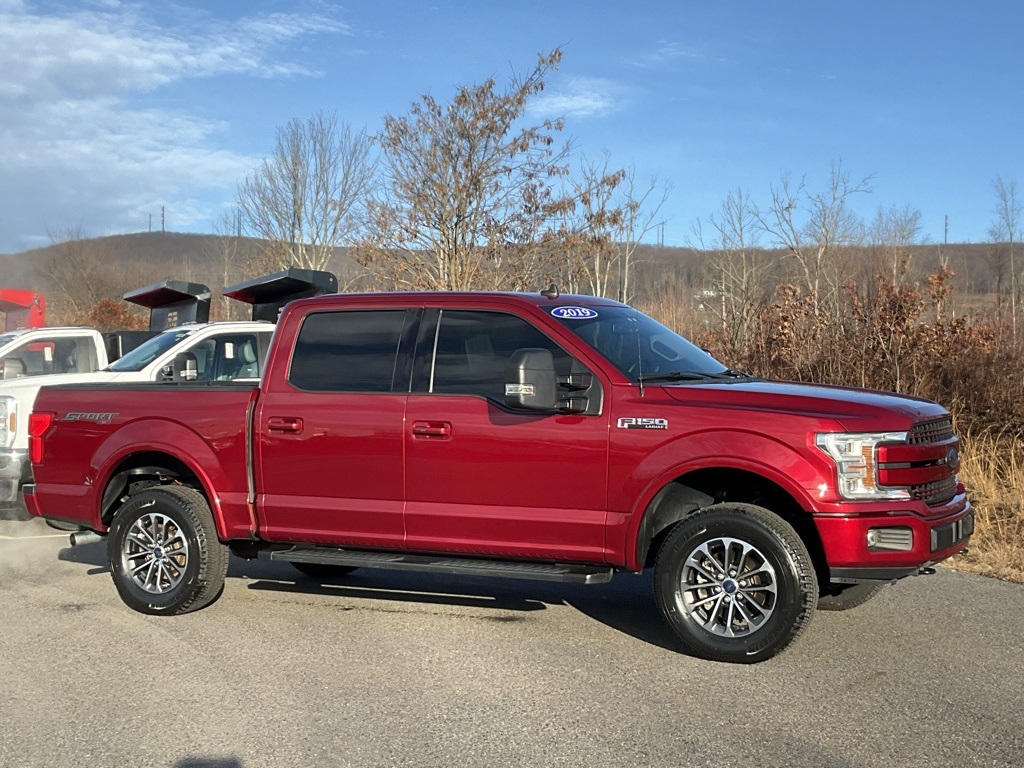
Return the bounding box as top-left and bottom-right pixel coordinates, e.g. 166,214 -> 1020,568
0,396 -> 14,448
815,431 -> 910,500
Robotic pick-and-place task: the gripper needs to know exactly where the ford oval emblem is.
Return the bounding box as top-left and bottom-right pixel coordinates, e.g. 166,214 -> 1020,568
551,306 -> 598,320
946,446 -> 961,472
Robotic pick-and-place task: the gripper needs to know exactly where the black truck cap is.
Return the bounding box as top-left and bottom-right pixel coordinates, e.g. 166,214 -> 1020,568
123,281 -> 212,331
222,268 -> 337,322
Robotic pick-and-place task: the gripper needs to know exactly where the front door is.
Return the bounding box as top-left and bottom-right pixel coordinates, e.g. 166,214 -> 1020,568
404,309 -> 610,562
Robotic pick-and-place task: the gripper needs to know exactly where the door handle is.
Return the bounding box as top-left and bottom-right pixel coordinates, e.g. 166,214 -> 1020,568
411,421 -> 452,438
267,416 -> 303,434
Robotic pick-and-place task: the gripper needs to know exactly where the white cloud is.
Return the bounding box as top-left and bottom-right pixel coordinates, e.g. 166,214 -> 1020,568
0,1 -> 351,251
628,40 -> 703,69
529,77 -> 628,120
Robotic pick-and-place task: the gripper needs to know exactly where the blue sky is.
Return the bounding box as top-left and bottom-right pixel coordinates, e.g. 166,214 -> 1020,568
1,0 -> 1021,254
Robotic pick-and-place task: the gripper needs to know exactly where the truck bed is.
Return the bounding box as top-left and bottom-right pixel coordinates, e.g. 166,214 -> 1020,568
30,382 -> 257,534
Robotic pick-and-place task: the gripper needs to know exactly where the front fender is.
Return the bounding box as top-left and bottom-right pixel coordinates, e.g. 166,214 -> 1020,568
614,429 -> 832,569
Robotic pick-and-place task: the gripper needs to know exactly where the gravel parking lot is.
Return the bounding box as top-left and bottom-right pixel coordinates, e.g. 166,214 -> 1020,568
2,517 -> 1022,768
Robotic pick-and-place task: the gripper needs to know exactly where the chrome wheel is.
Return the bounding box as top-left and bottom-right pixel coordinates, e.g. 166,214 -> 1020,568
680,536 -> 777,637
123,512 -> 190,594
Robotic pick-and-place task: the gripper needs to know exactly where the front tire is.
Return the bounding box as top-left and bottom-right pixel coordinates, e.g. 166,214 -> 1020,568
107,485 -> 229,615
654,503 -> 817,664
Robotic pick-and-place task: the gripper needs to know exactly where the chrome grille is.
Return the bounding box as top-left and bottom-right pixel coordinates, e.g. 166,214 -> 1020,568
909,418 -> 954,445
911,475 -> 958,506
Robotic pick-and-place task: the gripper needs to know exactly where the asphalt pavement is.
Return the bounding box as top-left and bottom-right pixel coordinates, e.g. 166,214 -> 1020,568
1,517 -> 1022,768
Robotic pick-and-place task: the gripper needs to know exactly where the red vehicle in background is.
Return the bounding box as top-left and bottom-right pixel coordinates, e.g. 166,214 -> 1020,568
0,289 -> 45,331
24,288 -> 973,663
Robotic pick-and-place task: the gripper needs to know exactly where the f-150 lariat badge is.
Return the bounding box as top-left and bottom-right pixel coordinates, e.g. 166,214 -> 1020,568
617,417 -> 668,430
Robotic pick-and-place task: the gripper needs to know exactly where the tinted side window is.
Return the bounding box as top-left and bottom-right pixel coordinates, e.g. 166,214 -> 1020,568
290,311 -> 407,392
431,310 -> 571,400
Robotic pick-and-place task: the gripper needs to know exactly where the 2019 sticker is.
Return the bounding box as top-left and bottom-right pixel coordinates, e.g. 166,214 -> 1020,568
551,306 -> 599,320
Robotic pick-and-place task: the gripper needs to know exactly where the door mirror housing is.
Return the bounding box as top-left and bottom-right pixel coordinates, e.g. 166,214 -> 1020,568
173,351 -> 199,382
504,348 -> 557,410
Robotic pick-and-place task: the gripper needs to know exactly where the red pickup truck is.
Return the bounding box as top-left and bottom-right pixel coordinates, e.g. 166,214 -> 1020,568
25,289 -> 973,663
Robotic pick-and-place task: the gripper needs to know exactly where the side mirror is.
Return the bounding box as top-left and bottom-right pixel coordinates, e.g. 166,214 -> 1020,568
504,348 -> 557,410
173,352 -> 199,382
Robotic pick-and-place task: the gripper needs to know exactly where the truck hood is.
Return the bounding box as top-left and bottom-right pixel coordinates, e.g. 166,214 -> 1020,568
661,379 -> 948,431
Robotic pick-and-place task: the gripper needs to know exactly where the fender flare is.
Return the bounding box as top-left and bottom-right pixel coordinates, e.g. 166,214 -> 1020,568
88,418 -> 234,538
623,431 -> 829,570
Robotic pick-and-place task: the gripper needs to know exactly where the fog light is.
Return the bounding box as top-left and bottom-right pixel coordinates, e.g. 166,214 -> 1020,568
867,526 -> 914,552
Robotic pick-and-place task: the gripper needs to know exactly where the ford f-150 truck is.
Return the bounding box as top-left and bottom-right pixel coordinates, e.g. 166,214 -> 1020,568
24,288 -> 973,663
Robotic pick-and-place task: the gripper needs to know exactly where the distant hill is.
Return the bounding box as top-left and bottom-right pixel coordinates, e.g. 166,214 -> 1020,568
0,230 -> 1008,321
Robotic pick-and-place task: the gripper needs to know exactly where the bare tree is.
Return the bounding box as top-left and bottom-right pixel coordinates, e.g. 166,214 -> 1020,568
755,162 -> 870,315
237,111 -> 376,272
991,175 -> 1022,341
692,188 -> 774,352
355,49 -> 578,291
42,223 -> 138,323
867,203 -> 925,284
203,208 -> 276,320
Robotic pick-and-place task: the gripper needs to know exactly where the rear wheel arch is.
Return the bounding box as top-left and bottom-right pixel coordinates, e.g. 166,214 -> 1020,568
100,451 -> 216,532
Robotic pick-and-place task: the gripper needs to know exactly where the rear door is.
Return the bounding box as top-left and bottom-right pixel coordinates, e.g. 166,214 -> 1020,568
403,308 -> 610,562
255,309 -> 416,547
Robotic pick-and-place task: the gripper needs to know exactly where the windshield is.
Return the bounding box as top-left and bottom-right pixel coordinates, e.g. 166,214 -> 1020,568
108,328 -> 195,372
547,305 -> 727,382
0,333 -> 17,349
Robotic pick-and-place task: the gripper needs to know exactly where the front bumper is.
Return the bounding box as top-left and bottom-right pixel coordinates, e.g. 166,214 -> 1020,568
814,492 -> 973,584
0,448 -> 30,517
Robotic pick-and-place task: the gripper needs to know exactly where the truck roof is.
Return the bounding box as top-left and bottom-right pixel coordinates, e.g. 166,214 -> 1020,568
282,290 -> 630,313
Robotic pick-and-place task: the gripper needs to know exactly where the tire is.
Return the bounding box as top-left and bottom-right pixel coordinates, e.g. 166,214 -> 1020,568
817,582 -> 884,612
653,502 -> 817,664
107,485 -> 229,615
291,562 -> 358,581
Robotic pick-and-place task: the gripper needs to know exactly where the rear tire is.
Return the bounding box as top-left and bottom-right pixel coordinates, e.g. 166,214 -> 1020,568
107,485 -> 228,615
818,582 -> 884,611
654,502 -> 817,664
291,562 -> 358,581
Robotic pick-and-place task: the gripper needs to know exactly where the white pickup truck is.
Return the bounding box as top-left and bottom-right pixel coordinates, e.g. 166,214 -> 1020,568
0,268 -> 336,519
0,326 -> 112,381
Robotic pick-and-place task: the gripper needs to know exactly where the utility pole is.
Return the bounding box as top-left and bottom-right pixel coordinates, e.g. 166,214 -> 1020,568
161,206 -> 165,233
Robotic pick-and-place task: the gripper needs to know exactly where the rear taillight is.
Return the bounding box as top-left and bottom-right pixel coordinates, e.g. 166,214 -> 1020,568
28,412 -> 54,464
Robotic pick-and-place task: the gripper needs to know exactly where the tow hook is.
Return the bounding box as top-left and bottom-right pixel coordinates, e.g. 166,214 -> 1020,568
959,547 -> 970,556
917,566 -> 937,576
69,531 -> 102,547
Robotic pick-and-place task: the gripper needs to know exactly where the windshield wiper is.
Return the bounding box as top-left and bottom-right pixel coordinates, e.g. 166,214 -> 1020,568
638,368 -> 753,384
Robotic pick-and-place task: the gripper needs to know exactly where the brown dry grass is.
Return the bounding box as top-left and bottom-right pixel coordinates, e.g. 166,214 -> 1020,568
952,431 -> 1024,583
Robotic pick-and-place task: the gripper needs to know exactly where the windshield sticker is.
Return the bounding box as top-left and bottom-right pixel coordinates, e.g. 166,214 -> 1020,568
551,306 -> 598,320
617,417 -> 668,430
505,384 -> 536,396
